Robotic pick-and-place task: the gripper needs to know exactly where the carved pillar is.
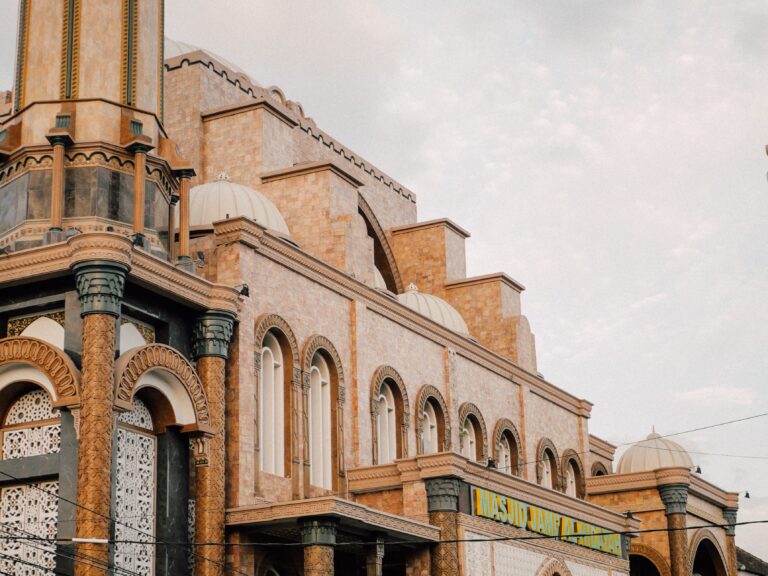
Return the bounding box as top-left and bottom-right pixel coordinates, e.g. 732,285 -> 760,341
366,535 -> 385,576
177,169 -> 194,271
72,261 -> 127,576
658,483 -> 689,576
130,144 -> 152,245
193,311 -> 235,576
302,518 -> 337,576
168,193 -> 179,261
49,135 -> 68,231
723,508 -> 738,576
426,478 -> 461,576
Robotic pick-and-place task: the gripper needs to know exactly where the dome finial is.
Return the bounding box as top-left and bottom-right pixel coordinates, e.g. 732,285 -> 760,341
406,283 -> 419,292
217,171 -> 231,182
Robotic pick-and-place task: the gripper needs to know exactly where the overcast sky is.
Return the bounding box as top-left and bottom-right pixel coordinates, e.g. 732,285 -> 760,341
2,0 -> 767,560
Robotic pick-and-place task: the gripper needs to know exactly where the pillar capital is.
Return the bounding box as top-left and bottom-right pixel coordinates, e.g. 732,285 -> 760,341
193,311 -> 235,359
425,477 -> 462,512
73,260 -> 128,317
658,483 -> 689,515
723,507 -> 738,536
301,517 -> 338,546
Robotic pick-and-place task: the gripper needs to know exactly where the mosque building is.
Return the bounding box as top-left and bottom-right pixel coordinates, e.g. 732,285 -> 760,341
0,2 -> 743,576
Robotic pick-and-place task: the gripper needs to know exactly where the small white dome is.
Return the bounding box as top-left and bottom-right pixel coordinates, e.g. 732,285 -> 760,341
188,173 -> 290,236
397,284 -> 470,335
616,429 -> 694,474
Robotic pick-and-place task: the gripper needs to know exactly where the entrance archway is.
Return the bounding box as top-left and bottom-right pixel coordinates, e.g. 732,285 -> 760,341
691,538 -> 727,576
630,554 -> 662,576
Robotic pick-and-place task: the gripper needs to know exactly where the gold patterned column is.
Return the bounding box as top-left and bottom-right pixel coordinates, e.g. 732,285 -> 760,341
302,518 -> 337,576
176,168 -> 195,272
426,478 -> 461,576
658,483 -> 689,576
72,261 -> 127,576
132,146 -> 149,241
193,311 -> 235,576
724,508 -> 738,576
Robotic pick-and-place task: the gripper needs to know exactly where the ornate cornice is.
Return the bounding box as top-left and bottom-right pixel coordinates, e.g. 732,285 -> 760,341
114,343 -> 211,433
72,260 -> 128,317
0,336 -> 80,407
193,311 -> 235,359
225,496 -> 440,542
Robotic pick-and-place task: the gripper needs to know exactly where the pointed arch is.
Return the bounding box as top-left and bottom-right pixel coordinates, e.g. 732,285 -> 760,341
370,365 -> 411,463
415,384 -> 450,454
492,418 -> 523,476
458,402 -> 488,463
114,344 -> 211,433
0,337 -> 80,407
630,543 -> 671,576
535,557 -> 573,576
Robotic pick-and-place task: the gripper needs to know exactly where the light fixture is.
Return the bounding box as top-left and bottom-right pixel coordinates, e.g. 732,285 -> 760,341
235,283 -> 250,297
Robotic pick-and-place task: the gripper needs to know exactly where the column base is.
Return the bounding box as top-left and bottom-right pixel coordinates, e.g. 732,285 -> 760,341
44,228 -> 66,245
175,256 -> 196,274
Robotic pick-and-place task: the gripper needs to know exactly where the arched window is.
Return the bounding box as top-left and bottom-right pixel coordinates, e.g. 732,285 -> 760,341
536,438 -> 560,490
461,417 -> 479,461
565,461 -> 577,497
115,396 -> 156,575
309,353 -> 332,489
542,449 -> 557,489
492,420 -> 522,476
260,332 -> 285,476
376,381 -> 397,464
421,399 -> 439,455
0,389 -> 62,574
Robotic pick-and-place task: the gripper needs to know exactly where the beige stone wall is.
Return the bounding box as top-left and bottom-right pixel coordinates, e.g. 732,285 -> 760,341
24,0 -> 63,105
203,109 -> 265,185
390,223 -> 450,296
79,2 -> 123,103
523,389 -> 582,480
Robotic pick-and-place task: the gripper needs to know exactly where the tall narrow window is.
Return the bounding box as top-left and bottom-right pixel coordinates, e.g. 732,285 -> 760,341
309,354 -> 332,489
542,449 -> 555,490
376,381 -> 397,464
461,418 -> 478,461
565,461 -> 577,497
500,434 -> 513,474
421,400 -> 439,455
115,396 -> 156,575
260,332 -> 284,476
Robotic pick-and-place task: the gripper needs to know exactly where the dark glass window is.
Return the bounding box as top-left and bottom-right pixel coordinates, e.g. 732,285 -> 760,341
0,174 -> 30,235
26,170 -> 52,220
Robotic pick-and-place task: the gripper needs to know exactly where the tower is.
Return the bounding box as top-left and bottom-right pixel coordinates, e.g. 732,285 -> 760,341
0,0 -> 192,259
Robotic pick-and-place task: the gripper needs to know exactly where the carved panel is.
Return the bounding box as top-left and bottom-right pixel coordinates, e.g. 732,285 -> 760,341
7,311 -> 65,337
493,541 -> 546,576
2,390 -> 61,460
0,480 -> 59,575
463,531 -> 492,576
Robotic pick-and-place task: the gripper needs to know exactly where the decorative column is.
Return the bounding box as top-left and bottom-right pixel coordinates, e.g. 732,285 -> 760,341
45,125 -> 73,243
130,143 -> 153,247
176,169 -> 195,272
723,508 -> 738,576
301,518 -> 337,576
73,261 -> 127,576
658,483 -> 689,576
366,535 -> 385,576
193,311 -> 235,576
426,478 -> 462,576
168,193 -> 179,261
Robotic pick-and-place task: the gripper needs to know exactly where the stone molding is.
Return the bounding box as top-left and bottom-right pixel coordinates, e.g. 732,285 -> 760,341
193,311 -> 235,359
346,452 -> 637,534
588,434 -> 617,461
300,517 -> 338,545
560,449 -> 587,499
226,496 -> 440,542
536,437 -> 561,491
415,384 -> 451,454
113,343 -> 211,433
535,557 -> 574,576
301,335 -> 345,402
458,402 -> 489,462
686,529 -> 728,575
253,313 -> 301,378
370,365 -> 410,463
0,336 -> 81,407
425,477 -> 462,512
73,260 -> 128,317
630,542 -> 672,576
658,483 -> 689,515
0,231 -> 240,314
491,418 -> 523,476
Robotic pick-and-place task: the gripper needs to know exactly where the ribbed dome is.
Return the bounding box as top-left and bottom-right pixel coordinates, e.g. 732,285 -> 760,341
617,429 -> 694,474
397,284 -> 470,335
188,173 -> 290,236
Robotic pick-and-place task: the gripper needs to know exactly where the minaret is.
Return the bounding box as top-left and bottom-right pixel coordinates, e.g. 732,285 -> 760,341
0,0 -> 192,257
